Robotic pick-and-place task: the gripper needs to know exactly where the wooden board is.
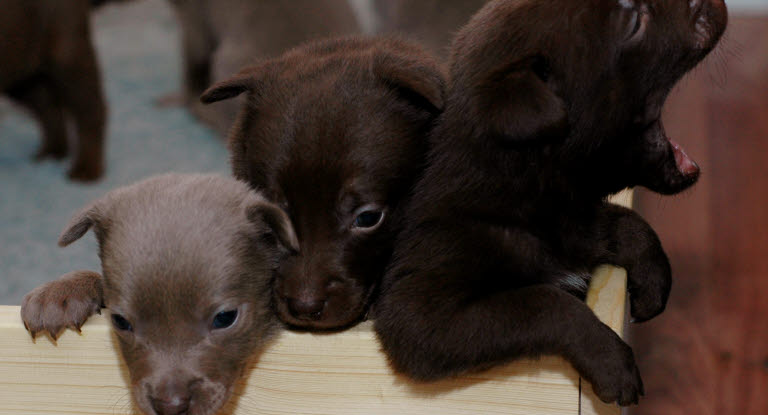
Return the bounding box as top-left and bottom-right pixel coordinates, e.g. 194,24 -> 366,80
0,192 -> 633,415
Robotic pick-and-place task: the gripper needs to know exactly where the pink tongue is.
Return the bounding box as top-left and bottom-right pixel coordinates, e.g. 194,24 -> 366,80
669,139 -> 699,177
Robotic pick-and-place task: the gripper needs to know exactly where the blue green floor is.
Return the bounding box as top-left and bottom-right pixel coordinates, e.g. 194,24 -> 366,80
0,0 -> 229,304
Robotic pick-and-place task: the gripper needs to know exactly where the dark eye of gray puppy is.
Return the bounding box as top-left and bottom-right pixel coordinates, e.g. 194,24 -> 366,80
111,313 -> 132,332
212,309 -> 238,330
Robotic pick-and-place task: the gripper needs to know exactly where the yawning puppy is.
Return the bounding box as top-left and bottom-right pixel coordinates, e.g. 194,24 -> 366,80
201,37 -> 445,330
21,173 -> 297,415
374,0 -> 727,406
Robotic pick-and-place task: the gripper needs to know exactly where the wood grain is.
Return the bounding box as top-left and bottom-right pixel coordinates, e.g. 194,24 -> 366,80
631,16 -> 768,415
0,262 -> 629,415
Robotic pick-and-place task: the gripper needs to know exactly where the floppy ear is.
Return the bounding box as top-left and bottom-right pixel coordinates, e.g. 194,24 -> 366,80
246,200 -> 299,253
477,57 -> 569,144
58,205 -> 100,247
200,73 -> 258,104
373,54 -> 446,115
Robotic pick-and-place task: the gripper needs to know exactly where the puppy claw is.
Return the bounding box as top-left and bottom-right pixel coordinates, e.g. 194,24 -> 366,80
20,270 -> 104,342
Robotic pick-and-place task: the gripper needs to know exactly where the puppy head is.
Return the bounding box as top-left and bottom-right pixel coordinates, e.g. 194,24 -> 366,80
450,0 -> 727,196
201,37 -> 445,330
59,174 -> 296,415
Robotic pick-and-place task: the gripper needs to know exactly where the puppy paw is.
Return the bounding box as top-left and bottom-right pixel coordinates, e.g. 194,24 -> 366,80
629,287 -> 668,323
585,337 -> 644,406
154,91 -> 186,108
68,162 -> 103,182
627,262 -> 671,323
33,145 -> 68,161
21,270 -> 104,340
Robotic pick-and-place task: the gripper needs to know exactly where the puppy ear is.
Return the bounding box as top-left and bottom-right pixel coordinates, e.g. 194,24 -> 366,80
58,206 -> 99,247
200,73 -> 258,104
373,54 -> 446,115
246,201 -> 299,253
477,56 -> 569,144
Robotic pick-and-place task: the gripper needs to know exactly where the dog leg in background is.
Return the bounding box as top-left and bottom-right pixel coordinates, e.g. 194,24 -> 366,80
21,270 -> 104,341
47,2 -> 106,181
160,0 -> 215,108
6,81 -> 69,160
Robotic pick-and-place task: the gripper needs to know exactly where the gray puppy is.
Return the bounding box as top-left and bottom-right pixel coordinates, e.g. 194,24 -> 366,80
21,173 -> 298,415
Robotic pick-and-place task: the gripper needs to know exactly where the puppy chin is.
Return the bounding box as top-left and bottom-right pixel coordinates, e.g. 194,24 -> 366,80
275,294 -> 367,331
637,122 -> 700,195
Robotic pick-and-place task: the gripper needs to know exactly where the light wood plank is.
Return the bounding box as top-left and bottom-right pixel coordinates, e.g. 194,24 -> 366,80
0,264 -> 626,415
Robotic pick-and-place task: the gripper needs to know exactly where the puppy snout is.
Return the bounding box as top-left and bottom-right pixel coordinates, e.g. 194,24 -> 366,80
148,378 -> 199,415
286,296 -> 326,321
150,395 -> 190,415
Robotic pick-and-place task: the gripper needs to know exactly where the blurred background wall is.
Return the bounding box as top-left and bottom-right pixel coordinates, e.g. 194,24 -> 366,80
629,2 -> 768,414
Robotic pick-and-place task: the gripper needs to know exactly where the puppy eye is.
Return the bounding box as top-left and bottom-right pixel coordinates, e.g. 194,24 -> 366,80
353,209 -> 384,230
212,309 -> 238,329
111,314 -> 133,332
619,1 -> 649,44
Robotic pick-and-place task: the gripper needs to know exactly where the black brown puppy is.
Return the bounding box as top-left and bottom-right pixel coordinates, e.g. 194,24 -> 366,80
21,174 -> 297,415
374,0 -> 727,406
167,0 -> 360,135
201,37 -> 445,330
0,0 -> 109,181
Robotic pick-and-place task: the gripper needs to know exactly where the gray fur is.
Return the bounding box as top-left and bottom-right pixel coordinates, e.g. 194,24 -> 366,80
24,173 -> 296,415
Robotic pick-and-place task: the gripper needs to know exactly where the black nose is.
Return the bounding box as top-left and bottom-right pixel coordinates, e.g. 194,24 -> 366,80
150,395 -> 190,415
286,296 -> 326,321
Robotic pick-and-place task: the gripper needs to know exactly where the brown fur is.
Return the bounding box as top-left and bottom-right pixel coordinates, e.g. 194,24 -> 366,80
167,0 -> 360,135
0,0 -> 107,181
201,36 -> 445,330
373,0 -> 488,59
21,173 -> 297,415
373,0 -> 728,406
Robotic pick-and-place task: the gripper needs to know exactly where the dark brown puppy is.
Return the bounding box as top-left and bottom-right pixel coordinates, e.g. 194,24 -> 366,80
21,174 -> 297,415
0,0 -> 108,181
201,37 -> 445,330
374,0 -> 727,406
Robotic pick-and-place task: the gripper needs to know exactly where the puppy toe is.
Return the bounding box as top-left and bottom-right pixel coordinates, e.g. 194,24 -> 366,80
629,294 -> 666,323
68,163 -> 103,182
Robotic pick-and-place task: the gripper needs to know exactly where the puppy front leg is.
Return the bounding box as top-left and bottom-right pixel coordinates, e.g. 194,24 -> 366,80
6,81 -> 69,160
583,203 -> 672,322
375,281 -> 642,405
21,270 -> 104,341
50,37 -> 106,182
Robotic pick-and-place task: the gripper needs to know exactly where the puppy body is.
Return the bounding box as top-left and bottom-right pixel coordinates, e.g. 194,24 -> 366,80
202,37 -> 445,330
374,0 -> 727,406
0,0 -> 106,181
168,0 -> 360,135
21,173 -> 297,415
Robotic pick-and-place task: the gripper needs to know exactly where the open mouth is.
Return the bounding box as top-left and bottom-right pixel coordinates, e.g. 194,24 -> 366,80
669,138 -> 699,178
639,119 -> 701,194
